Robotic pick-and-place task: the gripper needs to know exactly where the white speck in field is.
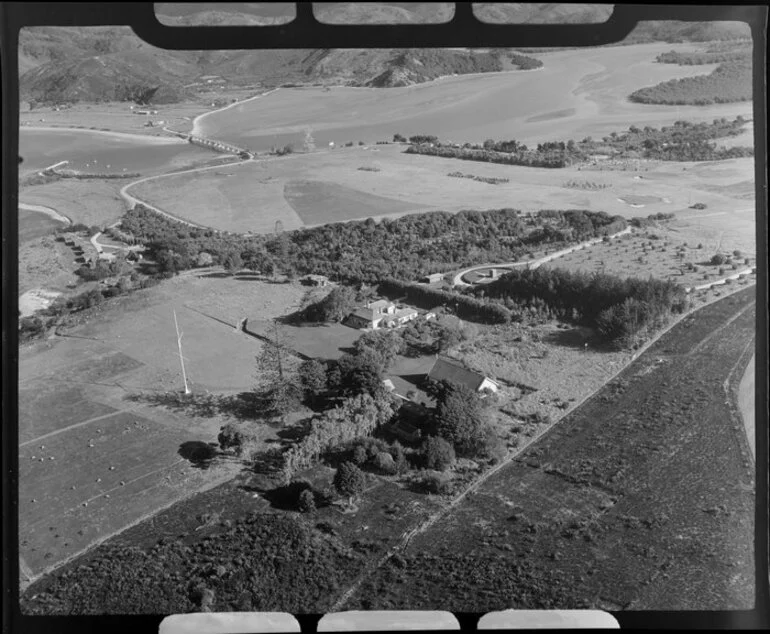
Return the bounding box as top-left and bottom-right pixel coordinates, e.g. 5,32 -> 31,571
96,478 -> 101,483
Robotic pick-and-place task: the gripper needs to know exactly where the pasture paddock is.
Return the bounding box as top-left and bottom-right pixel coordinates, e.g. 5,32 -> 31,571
130,144 -> 755,234
539,227 -> 756,290
18,274 -> 305,581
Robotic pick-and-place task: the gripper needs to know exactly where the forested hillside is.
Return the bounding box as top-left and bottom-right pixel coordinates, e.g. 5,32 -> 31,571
19,24 -> 540,104
19,7 -> 753,106
629,59 -> 752,105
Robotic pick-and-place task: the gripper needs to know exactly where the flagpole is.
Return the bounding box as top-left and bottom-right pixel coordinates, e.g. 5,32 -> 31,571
173,309 -> 191,395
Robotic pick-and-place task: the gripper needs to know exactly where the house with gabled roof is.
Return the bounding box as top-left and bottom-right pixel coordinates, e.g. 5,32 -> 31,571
426,356 -> 500,395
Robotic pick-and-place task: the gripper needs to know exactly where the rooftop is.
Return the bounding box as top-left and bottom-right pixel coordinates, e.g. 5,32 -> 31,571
427,356 -> 494,392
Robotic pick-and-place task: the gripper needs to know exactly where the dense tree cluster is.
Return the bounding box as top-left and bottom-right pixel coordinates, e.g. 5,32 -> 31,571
294,286 -> 357,323
333,462 -> 367,504
431,382 -> 498,458
121,203 -> 631,287
285,209 -> 623,284
405,141 -> 577,168
656,47 -> 750,65
348,437 -> 407,475
477,268 -> 689,347
280,393 -> 397,482
629,213 -> 675,229
615,118 -> 753,161
119,204 -> 256,270
509,52 -> 543,70
21,514 -> 361,614
353,330 -> 406,370
422,436 -> 456,471
629,59 -> 751,105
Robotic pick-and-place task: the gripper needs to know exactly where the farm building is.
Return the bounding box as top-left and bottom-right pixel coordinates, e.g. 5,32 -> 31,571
345,300 -> 418,330
427,356 -> 500,395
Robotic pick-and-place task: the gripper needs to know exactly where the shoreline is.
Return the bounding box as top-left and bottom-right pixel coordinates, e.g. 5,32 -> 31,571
19,202 -> 72,225
191,88 -> 281,137
21,126 -> 185,145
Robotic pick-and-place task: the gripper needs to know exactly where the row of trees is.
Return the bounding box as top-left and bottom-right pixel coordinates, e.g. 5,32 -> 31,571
405,117 -> 752,167
629,213 -> 675,229
629,59 -> 752,105
405,142 -> 577,168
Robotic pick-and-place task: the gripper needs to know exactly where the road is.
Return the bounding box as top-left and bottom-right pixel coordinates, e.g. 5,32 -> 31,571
451,227 -> 633,287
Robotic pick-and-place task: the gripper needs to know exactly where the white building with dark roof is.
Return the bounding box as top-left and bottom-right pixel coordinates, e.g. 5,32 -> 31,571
345,300 -> 418,330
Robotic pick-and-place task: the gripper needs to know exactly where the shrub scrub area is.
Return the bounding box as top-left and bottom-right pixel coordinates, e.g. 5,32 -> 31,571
21,514 -> 363,614
629,52 -> 751,105
404,117 -> 752,167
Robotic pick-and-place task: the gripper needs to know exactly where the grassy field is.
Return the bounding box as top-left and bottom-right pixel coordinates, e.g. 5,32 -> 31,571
284,179 -> 429,226
20,178 -> 127,227
18,235 -> 82,296
246,319 -> 361,361
130,143 -> 755,234
539,228 -> 756,289
346,286 -> 756,611
20,283 -> 757,613
19,91 -> 258,138
18,274 -> 306,583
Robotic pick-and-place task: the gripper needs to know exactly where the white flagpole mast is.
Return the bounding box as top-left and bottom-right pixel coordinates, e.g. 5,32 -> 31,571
173,309 -> 191,395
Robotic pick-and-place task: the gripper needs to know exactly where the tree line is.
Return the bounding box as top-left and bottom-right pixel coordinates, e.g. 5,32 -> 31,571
404,116 -> 752,166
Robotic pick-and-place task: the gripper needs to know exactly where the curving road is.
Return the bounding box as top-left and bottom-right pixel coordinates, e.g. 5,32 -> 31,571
451,227 -> 633,287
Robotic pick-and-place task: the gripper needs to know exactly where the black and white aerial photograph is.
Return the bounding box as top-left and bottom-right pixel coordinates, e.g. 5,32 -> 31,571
12,2 -> 763,620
